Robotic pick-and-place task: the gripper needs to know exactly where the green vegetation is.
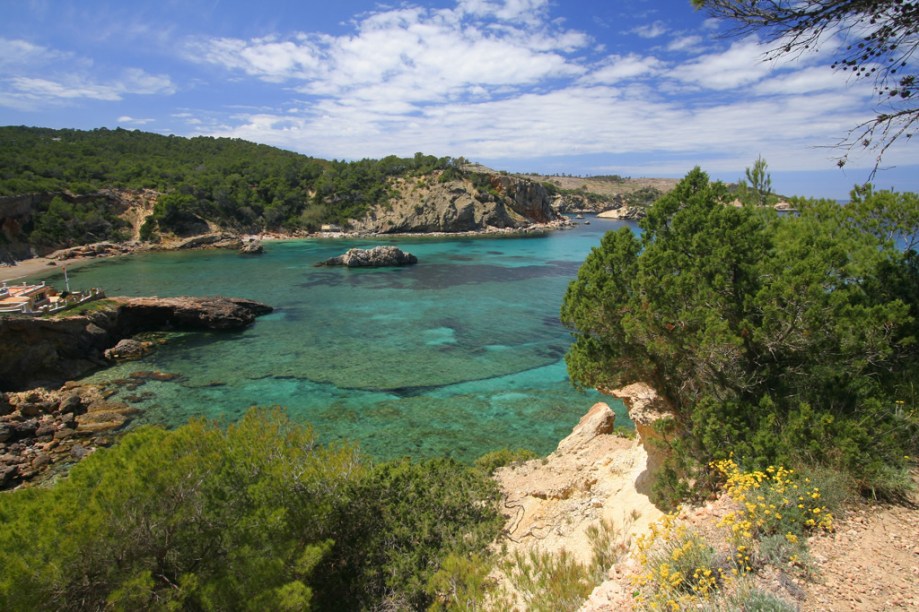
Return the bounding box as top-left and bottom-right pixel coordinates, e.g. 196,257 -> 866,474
738,155 -> 773,206
633,460 -> 844,610
47,298 -> 116,318
0,126 -> 463,242
473,447 -> 538,475
29,195 -> 131,248
0,409 -> 502,611
561,167 -> 919,504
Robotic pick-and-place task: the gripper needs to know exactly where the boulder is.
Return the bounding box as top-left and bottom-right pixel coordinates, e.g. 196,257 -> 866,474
319,246 -> 418,268
58,393 -> 83,414
104,338 -> 153,361
555,401 -> 617,454
239,239 -> 264,255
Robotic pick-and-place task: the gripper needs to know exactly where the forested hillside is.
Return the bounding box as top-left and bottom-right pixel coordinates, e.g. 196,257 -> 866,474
0,126 -> 463,248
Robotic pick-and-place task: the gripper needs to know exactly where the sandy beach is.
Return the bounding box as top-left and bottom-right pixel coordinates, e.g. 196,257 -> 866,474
0,257 -> 97,284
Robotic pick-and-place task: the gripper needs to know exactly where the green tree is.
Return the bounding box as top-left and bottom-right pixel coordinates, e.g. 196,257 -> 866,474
562,168 -> 919,502
742,155 -> 772,206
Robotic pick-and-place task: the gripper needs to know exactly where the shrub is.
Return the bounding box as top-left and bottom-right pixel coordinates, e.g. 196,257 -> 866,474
633,514 -> 726,609
562,168 -> 919,500
501,549 -> 596,612
0,409 -> 502,611
474,447 -> 537,475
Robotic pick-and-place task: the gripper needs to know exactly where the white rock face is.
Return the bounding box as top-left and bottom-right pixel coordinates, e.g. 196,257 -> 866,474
349,172 -> 562,233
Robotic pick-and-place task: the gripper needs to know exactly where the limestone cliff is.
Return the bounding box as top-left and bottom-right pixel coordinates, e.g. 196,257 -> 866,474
349,171 -> 565,233
495,394 -> 670,567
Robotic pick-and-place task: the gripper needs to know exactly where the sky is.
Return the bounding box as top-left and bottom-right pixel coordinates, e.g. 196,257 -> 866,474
1,0 -> 916,199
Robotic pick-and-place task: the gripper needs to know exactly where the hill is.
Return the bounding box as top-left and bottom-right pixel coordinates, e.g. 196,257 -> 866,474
0,127 -> 681,262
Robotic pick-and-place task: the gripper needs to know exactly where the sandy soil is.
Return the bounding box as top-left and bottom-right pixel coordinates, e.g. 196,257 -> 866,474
0,257 -> 64,283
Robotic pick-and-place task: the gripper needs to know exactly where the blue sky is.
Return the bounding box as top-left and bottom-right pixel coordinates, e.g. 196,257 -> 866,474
1,0 -> 916,199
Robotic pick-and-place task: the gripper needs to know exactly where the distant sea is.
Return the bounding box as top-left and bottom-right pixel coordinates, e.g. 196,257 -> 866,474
36,216 -> 634,461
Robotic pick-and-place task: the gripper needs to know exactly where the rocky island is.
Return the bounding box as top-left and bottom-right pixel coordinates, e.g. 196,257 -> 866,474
318,245 -> 417,267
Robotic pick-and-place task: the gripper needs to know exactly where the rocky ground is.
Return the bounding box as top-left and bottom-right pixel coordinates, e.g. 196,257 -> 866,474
0,296 -> 273,489
801,488 -> 919,611
492,386 -> 919,611
0,381 -> 149,489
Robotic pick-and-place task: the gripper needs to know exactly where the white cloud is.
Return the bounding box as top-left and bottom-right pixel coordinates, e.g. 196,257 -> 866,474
117,115 -> 155,125
2,69 -> 174,106
188,3 -> 587,106
457,0 -> 550,25
632,21 -> 667,39
753,65 -> 866,96
672,37 -> 775,90
0,37 -> 68,70
583,54 -> 663,84
667,35 -> 703,53
191,36 -> 322,82
9,76 -> 122,101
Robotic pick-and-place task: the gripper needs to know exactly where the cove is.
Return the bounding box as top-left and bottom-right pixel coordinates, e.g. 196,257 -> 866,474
38,217 -> 636,461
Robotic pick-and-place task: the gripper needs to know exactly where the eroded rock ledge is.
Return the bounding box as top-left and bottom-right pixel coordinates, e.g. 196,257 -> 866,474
0,296 -> 273,391
495,383 -> 675,568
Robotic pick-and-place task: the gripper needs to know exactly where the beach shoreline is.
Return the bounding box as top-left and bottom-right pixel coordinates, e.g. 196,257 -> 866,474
0,257 -> 62,283
0,220 -> 575,284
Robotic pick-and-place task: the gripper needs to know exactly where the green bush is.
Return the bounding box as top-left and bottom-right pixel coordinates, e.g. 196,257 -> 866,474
561,168 -> 919,499
474,447 -> 537,475
0,408 -> 502,611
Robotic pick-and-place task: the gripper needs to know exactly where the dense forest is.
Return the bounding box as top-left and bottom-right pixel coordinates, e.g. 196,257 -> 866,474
0,126 -> 464,243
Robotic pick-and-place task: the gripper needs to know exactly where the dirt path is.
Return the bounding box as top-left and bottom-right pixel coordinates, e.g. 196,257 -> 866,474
802,493 -> 919,610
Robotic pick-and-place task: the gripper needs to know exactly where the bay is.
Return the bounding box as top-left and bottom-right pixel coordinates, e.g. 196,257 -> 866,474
39,216 -> 635,461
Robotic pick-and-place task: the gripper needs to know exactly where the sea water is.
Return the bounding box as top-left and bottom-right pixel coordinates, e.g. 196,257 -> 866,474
38,216 -> 635,461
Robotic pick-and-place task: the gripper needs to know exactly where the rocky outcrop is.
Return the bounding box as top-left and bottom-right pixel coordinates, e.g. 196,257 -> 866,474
608,382 -> 677,490
596,206 -> 647,221
552,193 -> 625,214
495,402 -> 663,567
319,246 -> 417,268
47,241 -> 139,261
239,238 -> 264,255
350,171 -> 566,234
171,232 -> 241,250
0,296 -> 272,391
495,385 -> 676,574
0,382 -> 155,490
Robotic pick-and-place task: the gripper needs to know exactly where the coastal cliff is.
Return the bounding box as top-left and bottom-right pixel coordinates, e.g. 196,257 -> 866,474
348,171 -> 566,234
0,296 -> 272,391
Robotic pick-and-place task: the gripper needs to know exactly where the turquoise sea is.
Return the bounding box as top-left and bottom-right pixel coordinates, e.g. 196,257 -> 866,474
36,216 -> 634,461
